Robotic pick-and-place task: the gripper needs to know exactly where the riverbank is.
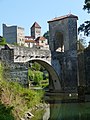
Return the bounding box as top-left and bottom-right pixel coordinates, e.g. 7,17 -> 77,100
0,80 -> 44,120
21,103 -> 49,120
0,62 -> 44,120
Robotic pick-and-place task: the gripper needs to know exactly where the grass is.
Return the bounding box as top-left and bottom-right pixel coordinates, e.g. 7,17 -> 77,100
0,103 -> 14,120
0,61 -> 44,119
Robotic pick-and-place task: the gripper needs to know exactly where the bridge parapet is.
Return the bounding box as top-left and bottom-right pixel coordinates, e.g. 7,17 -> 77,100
0,45 -> 61,90
12,46 -> 51,63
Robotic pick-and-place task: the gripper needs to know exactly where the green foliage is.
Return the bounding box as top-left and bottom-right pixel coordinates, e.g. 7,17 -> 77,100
0,61 -> 44,119
78,0 -> 90,36
43,31 -> 49,44
83,0 -> 90,13
40,79 -> 49,88
34,71 -> 43,85
31,109 -> 45,120
28,62 -> 49,87
28,68 -> 34,81
0,36 -> 7,46
78,21 -> 90,36
0,103 -> 14,120
32,62 -> 41,71
78,35 -> 87,48
28,69 -> 43,85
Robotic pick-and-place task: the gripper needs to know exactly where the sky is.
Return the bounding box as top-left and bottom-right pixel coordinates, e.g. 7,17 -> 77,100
0,0 -> 90,43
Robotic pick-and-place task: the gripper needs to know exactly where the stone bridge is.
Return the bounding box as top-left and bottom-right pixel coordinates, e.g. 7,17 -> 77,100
0,44 -> 61,92
0,14 -> 79,92
12,45 -> 51,63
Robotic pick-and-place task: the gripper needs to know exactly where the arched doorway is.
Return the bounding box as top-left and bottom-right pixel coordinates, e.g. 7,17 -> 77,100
55,32 -> 64,52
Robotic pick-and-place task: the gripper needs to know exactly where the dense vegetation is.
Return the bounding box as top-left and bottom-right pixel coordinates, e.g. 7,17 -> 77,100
0,61 -> 44,120
78,0 -> 90,36
0,36 -> 7,46
28,62 -> 49,88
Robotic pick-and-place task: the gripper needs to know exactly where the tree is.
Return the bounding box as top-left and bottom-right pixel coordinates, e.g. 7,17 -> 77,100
79,34 -> 87,48
43,31 -> 49,44
83,0 -> 90,13
28,68 -> 34,81
0,36 -> 7,45
34,71 -> 43,85
31,62 -> 41,71
78,0 -> 90,36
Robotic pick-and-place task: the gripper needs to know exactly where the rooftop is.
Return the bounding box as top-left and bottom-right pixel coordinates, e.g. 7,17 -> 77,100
35,36 -> 46,41
31,22 -> 41,28
25,39 -> 35,43
48,14 -> 78,23
25,36 -> 34,39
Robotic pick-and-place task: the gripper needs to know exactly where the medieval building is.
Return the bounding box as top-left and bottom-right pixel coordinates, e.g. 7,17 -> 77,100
2,22 -> 48,49
3,24 -> 25,45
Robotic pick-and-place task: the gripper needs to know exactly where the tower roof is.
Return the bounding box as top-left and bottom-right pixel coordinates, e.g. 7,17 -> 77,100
31,22 -> 41,28
48,14 -> 78,23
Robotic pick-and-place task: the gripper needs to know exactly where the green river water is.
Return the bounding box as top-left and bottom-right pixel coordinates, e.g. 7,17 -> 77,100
31,94 -> 90,120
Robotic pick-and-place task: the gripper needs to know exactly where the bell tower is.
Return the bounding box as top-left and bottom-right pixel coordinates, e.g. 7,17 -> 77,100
31,22 -> 41,39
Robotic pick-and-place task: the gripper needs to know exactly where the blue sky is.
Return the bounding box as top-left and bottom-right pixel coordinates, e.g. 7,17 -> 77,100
0,0 -> 89,42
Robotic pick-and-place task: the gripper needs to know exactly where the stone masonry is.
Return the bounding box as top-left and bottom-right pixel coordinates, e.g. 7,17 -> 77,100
0,14 -> 81,92
0,45 -> 61,90
48,14 -> 78,92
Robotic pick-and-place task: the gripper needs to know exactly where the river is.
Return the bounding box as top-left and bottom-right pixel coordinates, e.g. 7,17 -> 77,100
31,93 -> 90,120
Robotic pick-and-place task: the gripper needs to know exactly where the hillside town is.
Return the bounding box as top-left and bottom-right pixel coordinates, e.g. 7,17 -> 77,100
2,22 -> 49,49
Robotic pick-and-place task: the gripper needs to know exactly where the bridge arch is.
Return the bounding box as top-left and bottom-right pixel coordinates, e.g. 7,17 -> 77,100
27,59 -> 61,91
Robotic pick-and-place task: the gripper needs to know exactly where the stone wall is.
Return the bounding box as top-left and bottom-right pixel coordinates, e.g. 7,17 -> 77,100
13,46 -> 51,63
0,45 -> 62,91
84,45 -> 90,93
0,46 -> 28,87
77,52 -> 85,86
48,14 -> 78,92
0,45 -> 52,88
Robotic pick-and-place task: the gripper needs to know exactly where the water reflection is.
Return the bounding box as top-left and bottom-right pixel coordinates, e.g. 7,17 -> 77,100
43,99 -> 90,120
31,96 -> 90,120
48,102 -> 90,120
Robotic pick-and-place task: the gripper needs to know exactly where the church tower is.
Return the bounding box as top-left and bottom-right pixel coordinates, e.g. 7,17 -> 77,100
31,22 -> 41,39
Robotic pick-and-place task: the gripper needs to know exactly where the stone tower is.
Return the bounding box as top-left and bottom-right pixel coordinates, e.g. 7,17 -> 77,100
3,24 -> 25,45
48,14 -> 78,92
31,22 -> 41,39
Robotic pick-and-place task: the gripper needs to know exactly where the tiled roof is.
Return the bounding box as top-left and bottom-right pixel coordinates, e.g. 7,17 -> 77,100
35,36 -> 46,41
31,22 -> 41,28
25,39 -> 35,43
25,36 -> 34,39
48,14 -> 78,23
